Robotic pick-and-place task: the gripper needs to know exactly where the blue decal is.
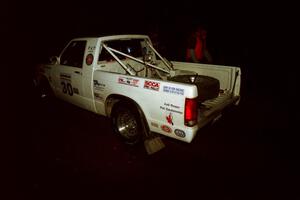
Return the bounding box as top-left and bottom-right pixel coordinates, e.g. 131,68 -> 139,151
163,86 -> 184,95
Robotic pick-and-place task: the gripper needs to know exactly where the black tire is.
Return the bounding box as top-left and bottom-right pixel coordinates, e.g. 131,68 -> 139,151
111,101 -> 145,145
34,78 -> 54,100
169,75 -> 220,102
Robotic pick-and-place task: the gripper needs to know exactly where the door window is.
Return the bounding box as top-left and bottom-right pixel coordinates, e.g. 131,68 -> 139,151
60,41 -> 86,68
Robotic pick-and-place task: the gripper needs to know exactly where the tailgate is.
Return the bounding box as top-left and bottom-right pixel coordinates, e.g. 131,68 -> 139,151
197,91 -> 240,128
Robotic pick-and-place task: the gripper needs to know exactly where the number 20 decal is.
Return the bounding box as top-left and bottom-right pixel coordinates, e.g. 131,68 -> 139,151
61,82 -> 73,96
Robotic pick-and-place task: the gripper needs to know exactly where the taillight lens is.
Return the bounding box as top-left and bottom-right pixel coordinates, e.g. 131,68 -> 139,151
185,98 -> 198,126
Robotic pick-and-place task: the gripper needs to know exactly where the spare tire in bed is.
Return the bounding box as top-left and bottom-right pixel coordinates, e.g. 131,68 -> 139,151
169,75 -> 220,102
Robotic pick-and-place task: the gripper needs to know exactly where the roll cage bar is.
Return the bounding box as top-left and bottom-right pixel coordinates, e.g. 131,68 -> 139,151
101,40 -> 174,76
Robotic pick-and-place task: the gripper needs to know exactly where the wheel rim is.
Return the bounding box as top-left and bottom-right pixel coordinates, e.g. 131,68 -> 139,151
116,109 -> 138,139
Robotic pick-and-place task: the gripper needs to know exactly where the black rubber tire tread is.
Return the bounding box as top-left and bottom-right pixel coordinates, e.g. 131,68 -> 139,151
111,101 -> 144,145
35,78 -> 54,100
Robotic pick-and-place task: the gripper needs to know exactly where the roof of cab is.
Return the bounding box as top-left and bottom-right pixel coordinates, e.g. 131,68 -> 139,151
72,34 -> 149,41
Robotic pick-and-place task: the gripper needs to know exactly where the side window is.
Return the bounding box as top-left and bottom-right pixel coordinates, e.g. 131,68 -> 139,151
98,47 -> 114,62
98,39 -> 144,62
60,41 -> 86,68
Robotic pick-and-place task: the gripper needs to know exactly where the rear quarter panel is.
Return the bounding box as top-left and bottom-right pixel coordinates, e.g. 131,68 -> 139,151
93,71 -> 198,142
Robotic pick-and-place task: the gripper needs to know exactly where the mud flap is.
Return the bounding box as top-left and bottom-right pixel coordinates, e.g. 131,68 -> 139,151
144,132 -> 165,155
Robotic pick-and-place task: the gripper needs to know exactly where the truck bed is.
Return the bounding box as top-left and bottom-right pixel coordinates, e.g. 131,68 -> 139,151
198,90 -> 240,128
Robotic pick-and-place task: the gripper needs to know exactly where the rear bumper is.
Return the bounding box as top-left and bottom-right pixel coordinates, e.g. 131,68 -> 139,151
184,95 -> 240,143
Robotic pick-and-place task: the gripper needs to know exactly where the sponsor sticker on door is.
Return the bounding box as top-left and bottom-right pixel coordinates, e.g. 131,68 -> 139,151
118,77 -> 139,87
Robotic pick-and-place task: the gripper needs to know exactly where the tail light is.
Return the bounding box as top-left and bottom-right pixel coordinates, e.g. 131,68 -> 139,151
185,98 -> 198,127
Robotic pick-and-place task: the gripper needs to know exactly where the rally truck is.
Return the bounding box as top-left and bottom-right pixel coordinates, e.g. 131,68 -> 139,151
34,35 -> 241,144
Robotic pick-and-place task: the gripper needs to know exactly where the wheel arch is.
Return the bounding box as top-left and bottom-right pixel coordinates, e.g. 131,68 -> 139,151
105,94 -> 150,134
34,73 -> 54,95
34,74 -> 48,86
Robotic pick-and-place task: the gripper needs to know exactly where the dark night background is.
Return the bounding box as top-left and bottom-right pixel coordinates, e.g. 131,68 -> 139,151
3,0 -> 295,199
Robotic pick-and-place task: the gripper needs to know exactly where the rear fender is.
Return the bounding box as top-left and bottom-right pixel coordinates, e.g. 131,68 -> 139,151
105,94 -> 149,133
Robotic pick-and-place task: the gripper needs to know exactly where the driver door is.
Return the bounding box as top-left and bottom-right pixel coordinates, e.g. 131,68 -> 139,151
53,40 -> 86,107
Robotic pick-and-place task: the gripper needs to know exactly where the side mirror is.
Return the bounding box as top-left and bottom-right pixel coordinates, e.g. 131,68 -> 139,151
49,56 -> 59,64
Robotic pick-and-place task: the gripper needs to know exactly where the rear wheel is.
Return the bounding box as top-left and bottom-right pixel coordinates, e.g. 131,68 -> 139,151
111,101 -> 145,145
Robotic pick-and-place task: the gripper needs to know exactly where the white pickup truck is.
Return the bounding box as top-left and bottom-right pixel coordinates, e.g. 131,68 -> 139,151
35,35 -> 241,144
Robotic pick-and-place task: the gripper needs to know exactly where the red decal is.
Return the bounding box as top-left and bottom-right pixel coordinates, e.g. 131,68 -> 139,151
161,125 -> 172,133
166,113 -> 173,125
86,54 -> 94,65
144,80 -> 160,91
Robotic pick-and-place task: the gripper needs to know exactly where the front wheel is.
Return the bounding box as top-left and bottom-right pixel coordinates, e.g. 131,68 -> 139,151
33,78 -> 54,102
111,102 -> 145,145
